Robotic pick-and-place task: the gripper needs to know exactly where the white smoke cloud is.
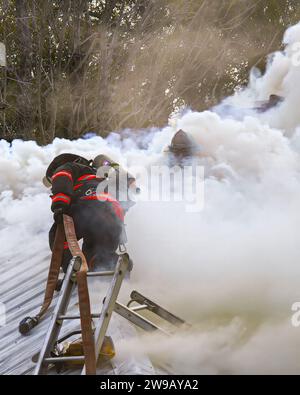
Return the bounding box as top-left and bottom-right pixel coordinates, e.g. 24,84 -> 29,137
1,23 -> 300,374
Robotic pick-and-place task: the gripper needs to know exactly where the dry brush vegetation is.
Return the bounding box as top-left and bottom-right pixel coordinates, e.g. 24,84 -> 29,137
0,0 -> 299,144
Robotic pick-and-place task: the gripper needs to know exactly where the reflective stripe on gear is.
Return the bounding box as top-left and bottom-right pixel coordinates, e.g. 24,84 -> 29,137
51,193 -> 71,204
77,174 -> 97,182
52,171 -> 73,182
74,183 -> 84,191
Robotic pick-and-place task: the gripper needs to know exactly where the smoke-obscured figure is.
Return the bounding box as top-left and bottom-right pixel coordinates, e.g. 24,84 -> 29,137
166,129 -> 202,166
166,129 -> 234,181
45,153 -> 137,272
255,94 -> 284,113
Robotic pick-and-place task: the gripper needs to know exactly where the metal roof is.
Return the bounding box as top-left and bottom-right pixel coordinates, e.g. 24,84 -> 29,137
0,247 -> 155,375
0,248 -> 88,375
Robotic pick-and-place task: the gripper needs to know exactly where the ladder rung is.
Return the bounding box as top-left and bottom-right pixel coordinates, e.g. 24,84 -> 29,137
130,304 -> 148,312
114,302 -> 170,335
44,356 -> 85,363
87,271 -> 115,277
58,314 -> 100,320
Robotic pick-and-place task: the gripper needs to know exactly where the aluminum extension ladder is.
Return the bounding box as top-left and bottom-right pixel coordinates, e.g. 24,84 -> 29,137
33,255 -> 188,375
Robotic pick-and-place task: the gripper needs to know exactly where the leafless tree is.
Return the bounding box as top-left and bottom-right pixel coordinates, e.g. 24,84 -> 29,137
0,0 -> 299,144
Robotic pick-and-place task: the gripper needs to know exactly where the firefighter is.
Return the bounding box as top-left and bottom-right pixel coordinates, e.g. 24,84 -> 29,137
255,94 -> 284,113
167,129 -> 202,166
45,153 -> 136,272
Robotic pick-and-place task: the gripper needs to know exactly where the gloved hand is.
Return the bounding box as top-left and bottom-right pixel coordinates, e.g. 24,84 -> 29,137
53,208 -> 69,224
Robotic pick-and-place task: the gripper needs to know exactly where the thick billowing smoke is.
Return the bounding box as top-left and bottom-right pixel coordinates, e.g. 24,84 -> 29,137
1,24 -> 300,374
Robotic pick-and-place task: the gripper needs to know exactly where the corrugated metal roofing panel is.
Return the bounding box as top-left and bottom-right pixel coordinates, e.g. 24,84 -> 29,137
0,251 -> 93,375
0,249 -> 156,375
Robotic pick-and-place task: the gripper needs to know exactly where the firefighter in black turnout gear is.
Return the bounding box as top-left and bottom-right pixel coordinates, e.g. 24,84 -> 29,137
46,153 -> 136,272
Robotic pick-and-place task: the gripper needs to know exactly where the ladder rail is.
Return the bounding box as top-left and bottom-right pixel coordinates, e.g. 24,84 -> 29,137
33,256 -> 81,375
128,290 -> 187,328
81,254 -> 129,375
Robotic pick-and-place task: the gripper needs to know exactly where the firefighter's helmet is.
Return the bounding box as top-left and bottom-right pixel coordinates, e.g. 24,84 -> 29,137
168,129 -> 199,156
93,154 -> 119,169
44,153 -> 90,187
